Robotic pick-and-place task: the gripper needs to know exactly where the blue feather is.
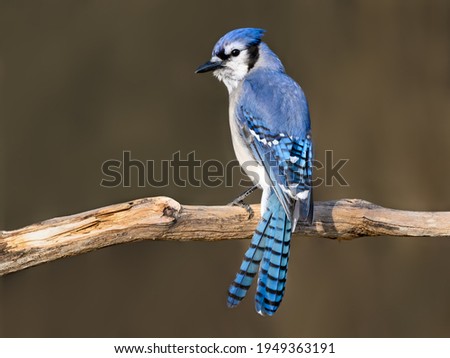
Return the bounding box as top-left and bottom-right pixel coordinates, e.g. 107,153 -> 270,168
227,191 -> 292,316
255,192 -> 291,316
227,208 -> 272,307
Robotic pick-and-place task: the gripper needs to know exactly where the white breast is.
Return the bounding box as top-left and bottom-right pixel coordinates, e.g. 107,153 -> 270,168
228,102 -> 270,190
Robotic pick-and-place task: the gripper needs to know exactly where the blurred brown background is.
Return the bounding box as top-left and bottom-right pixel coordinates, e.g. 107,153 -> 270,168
1,0 -> 450,337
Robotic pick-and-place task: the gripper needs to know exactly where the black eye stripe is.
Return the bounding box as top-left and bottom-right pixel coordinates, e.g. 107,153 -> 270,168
216,49 -> 229,61
216,46 -> 257,63
216,48 -> 241,61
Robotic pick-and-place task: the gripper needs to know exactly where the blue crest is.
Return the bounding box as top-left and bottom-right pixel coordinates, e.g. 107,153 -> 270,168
213,28 -> 266,56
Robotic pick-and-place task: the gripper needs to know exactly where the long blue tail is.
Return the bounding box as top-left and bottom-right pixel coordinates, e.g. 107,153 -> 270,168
227,192 -> 291,316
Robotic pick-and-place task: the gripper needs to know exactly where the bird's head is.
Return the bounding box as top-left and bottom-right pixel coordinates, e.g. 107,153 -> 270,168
195,28 -> 266,92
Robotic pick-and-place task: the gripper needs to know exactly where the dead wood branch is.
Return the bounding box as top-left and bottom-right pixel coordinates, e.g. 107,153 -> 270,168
1,196 -> 449,275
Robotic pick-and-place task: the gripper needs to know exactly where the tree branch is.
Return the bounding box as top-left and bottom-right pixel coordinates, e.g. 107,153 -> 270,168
1,196 -> 449,276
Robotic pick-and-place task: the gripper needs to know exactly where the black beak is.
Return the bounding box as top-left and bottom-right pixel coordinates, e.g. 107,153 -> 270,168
195,60 -> 223,74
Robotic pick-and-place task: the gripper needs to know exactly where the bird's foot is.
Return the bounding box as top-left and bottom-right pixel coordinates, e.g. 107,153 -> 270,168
228,199 -> 254,220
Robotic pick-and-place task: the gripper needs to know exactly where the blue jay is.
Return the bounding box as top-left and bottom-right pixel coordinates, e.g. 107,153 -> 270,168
196,28 -> 313,316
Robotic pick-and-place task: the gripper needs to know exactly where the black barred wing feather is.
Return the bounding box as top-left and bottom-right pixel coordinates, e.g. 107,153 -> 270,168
240,108 -> 314,226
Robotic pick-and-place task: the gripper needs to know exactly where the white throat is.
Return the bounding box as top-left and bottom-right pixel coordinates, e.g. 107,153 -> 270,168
214,67 -> 247,94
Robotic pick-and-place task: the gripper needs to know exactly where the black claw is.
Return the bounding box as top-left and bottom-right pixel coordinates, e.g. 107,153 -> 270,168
229,199 -> 254,220
228,185 -> 258,220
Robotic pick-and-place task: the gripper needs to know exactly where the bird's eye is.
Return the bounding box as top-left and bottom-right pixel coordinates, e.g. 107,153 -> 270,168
231,49 -> 241,57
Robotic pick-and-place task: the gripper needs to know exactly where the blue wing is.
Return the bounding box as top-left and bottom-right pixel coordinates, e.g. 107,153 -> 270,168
235,69 -> 313,226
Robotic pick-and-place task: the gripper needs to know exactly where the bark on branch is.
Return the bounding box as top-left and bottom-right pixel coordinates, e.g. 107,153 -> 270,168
1,196 -> 449,276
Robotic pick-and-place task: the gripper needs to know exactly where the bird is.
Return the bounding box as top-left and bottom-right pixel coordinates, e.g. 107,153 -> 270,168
195,28 -> 313,316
